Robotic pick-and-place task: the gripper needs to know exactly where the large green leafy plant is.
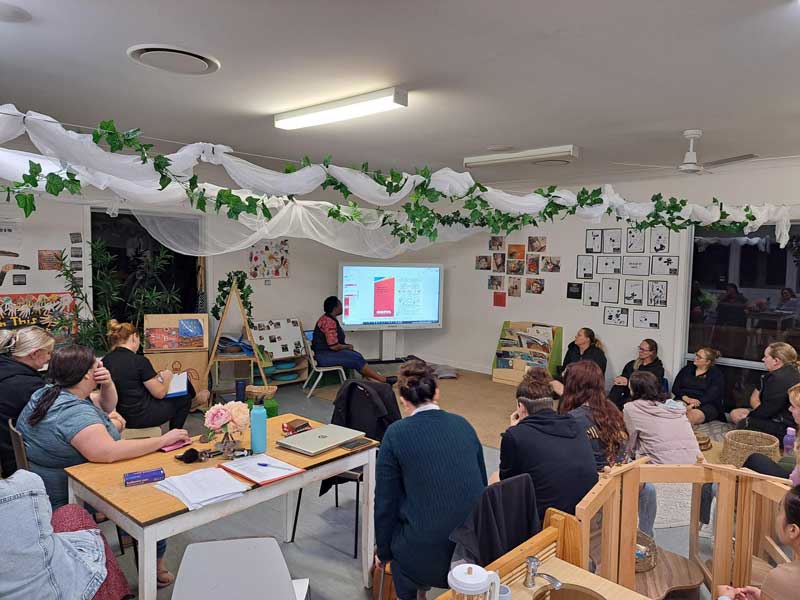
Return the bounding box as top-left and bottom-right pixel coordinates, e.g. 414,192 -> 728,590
212,271 -> 254,327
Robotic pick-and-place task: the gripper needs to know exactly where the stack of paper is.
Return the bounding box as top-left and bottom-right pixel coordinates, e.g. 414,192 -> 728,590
220,453 -> 304,486
155,468 -> 250,510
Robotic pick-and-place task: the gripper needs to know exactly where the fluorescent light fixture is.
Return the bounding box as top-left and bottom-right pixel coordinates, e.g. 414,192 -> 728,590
463,145 -> 580,168
274,87 -> 408,130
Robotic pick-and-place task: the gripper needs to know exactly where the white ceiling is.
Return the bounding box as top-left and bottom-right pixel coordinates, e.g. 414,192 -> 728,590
3,0 -> 800,187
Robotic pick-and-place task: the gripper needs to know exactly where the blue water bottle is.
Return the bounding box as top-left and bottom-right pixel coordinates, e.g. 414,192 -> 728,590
250,399 -> 267,454
784,427 -> 796,457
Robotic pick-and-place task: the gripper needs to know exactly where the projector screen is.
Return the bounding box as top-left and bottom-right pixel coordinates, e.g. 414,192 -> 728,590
338,263 -> 444,330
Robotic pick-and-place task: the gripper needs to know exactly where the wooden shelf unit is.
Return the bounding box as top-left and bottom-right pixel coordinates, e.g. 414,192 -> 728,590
263,356 -> 309,386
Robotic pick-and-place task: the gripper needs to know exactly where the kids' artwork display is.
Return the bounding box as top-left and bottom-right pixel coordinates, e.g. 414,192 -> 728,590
0,292 -> 75,346
508,276 -> 522,297
624,279 -> 644,306
541,256 -> 561,273
626,228 -> 645,253
475,255 -> 491,270
143,313 -> 209,351
528,236 -> 547,253
652,255 -> 679,275
493,320 -> 563,386
585,229 -> 602,253
506,259 -> 525,275
252,318 -> 306,360
596,256 -> 621,275
582,281 -> 600,306
602,229 -> 622,254
488,275 -> 504,290
633,310 -> 660,329
248,238 -> 289,279
526,255 -> 540,274
601,278 -> 620,304
566,282 -> 582,300
525,278 -> 544,294
650,226 -> 670,253
492,253 -> 506,273
603,306 -> 629,327
37,250 -> 61,270
622,255 -> 649,276
489,236 -> 505,250
576,255 -> 593,279
648,280 -> 668,307
508,244 -> 526,260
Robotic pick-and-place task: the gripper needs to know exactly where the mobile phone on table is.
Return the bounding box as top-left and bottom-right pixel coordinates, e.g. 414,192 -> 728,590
340,437 -> 372,451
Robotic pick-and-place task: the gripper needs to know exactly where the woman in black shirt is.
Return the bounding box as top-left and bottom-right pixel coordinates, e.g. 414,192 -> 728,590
552,327 -> 607,396
672,346 -> 724,425
609,339 -> 665,409
102,320 -> 207,429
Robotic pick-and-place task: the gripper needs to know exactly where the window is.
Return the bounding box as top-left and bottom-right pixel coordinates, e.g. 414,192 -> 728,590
740,242 -> 786,288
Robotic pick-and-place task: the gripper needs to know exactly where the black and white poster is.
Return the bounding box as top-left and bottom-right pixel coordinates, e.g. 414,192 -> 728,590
596,255 -> 621,274
603,229 -> 622,254
582,281 -> 600,307
633,310 -> 660,329
576,255 -> 594,279
567,282 -> 583,300
604,306 -> 629,327
622,255 -> 649,276
652,255 -> 679,276
585,229 -> 602,253
650,226 -> 670,253
648,280 -> 668,307
626,228 -> 645,253
601,278 -> 620,304
624,279 -> 644,306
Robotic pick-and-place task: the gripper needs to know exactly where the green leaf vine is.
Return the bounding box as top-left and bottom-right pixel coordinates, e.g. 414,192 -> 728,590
1,160 -> 82,217
212,271 -> 254,327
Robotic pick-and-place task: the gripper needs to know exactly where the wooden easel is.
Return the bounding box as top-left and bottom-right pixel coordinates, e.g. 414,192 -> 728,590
204,282 -> 269,398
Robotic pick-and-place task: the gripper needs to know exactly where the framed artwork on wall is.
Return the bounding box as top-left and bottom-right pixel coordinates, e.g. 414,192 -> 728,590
652,255 -> 679,275
596,255 -> 621,274
633,310 -> 660,329
648,280 -> 668,307
626,228 -> 645,253
576,255 -> 594,279
622,255 -> 649,276
585,229 -> 602,253
650,226 -> 670,253
624,279 -> 644,306
582,281 -> 600,306
602,229 -> 622,254
601,278 -> 620,304
603,306 -> 629,327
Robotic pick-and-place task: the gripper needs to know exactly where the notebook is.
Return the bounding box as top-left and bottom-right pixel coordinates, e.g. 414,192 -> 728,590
219,453 -> 304,486
165,371 -> 188,398
155,468 -> 250,510
275,424 -> 365,456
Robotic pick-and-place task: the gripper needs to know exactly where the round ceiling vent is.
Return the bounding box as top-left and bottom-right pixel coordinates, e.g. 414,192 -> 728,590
127,44 -> 220,75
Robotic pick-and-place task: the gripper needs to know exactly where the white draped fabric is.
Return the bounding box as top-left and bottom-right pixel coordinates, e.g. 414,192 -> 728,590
0,103 -> 795,256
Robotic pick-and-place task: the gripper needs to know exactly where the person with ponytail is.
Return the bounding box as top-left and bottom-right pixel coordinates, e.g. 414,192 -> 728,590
730,342 -> 800,441
102,320 -> 208,429
551,327 -> 607,396
374,360 -> 485,600
609,339 -> 665,409
18,344 -> 188,588
716,485 -> 800,600
672,346 -> 725,425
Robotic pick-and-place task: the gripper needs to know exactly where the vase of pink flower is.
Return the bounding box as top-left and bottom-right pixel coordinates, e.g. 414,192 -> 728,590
204,401 -> 251,458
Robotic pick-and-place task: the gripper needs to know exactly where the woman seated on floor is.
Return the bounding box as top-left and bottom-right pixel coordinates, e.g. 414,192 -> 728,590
375,360 -> 485,600
102,320 -> 207,430
743,382 -> 800,482
491,368 -> 598,519
18,344 -> 190,588
731,342 -> 800,442
559,360 -> 627,470
313,296 -> 396,385
0,469 -> 130,600
0,327 -> 123,476
551,327 -> 607,396
609,338 -> 665,409
672,346 -> 725,425
624,371 -> 701,537
716,484 -> 800,600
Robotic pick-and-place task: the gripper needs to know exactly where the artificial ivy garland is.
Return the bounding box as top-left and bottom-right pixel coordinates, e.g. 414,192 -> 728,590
2,119 -> 758,242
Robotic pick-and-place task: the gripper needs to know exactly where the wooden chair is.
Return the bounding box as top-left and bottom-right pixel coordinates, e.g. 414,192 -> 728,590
300,323 -> 346,398
8,418 -> 29,471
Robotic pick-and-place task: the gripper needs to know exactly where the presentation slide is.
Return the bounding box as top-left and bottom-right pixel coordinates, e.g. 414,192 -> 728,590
340,265 -> 442,328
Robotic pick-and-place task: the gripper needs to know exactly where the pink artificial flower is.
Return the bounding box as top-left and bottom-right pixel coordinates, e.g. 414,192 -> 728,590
226,401 -> 250,433
204,404 -> 231,431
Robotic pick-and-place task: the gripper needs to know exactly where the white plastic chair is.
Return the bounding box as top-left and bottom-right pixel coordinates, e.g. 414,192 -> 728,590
300,322 -> 346,398
172,538 -> 309,599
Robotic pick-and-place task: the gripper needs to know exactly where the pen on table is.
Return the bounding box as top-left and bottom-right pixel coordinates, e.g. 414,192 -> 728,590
258,462 -> 294,471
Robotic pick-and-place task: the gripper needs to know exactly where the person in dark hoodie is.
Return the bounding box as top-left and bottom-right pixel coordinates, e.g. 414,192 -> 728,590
374,360 -> 486,600
609,339 -> 665,409
493,367 -> 598,520
672,346 -> 725,425
551,328 -> 607,396
0,327 -> 54,477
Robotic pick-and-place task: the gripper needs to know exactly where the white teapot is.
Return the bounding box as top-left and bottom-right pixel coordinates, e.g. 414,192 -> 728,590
447,564 -> 501,600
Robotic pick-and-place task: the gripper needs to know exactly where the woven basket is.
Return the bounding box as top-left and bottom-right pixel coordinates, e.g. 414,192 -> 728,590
720,429 -> 780,467
694,432 -> 712,451
245,384 -> 278,400
635,530 -> 657,573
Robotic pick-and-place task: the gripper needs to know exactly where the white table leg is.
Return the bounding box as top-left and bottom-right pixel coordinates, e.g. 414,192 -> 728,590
138,528 -> 159,600
285,489 -> 298,542
67,479 -> 76,504
361,448 -> 376,589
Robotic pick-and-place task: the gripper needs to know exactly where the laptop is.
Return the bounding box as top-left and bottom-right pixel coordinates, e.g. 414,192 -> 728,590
276,424 -> 365,456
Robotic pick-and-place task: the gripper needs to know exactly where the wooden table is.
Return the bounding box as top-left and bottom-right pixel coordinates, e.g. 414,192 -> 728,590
66,413 -> 377,600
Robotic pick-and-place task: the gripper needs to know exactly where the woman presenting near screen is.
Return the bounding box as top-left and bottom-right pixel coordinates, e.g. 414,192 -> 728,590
312,296 -> 397,384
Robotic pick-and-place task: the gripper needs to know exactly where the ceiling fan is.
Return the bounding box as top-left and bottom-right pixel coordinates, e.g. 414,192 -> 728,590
613,129 -> 758,174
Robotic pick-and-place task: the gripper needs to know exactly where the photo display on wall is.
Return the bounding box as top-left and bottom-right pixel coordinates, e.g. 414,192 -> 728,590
648,280 -> 668,307
489,236 -> 505,251
541,256 -> 561,273
585,229 -> 602,253
633,310 -> 660,329
596,255 -> 621,275
492,253 -> 506,273
525,278 -> 545,294
508,277 -> 522,297
489,275 -> 504,290
604,306 -> 629,327
528,236 -> 547,253
508,244 -> 526,260
567,282 -> 582,299
626,228 -> 645,253
622,255 -> 649,276
526,254 -> 540,274
576,255 -> 593,279
602,229 -> 622,254
624,279 -> 644,306
475,256 -> 491,270
507,259 -> 525,275
601,278 -> 620,304
652,255 -> 679,275
650,226 -> 670,253
582,281 -> 600,306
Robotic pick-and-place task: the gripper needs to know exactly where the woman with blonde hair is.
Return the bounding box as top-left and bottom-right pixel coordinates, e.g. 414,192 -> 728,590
731,342 -> 800,441
672,347 -> 725,425
102,320 -> 207,429
743,383 -> 800,483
